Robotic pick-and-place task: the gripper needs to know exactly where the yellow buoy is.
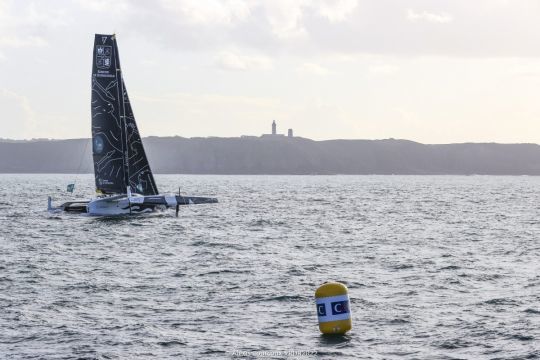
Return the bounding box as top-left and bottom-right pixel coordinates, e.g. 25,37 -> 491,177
315,282 -> 352,335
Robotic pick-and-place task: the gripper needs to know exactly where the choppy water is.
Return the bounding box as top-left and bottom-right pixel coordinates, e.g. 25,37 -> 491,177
0,174 -> 539,359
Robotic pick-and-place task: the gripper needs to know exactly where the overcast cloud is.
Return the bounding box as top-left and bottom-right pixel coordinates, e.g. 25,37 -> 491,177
1,0 -> 540,143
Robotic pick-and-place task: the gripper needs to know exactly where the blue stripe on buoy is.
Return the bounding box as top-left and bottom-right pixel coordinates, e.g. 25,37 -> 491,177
316,294 -> 351,323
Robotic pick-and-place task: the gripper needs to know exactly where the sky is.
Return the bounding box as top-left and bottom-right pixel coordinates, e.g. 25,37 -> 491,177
1,0 -> 540,143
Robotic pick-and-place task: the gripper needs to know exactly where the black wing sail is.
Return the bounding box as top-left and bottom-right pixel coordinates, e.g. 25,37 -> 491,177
91,34 -> 126,194
122,82 -> 159,195
91,34 -> 158,195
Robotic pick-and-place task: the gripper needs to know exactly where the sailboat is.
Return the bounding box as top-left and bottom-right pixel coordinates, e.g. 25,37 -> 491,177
48,34 -> 217,216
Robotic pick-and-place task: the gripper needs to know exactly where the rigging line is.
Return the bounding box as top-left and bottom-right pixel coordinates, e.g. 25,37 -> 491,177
72,138 -> 91,195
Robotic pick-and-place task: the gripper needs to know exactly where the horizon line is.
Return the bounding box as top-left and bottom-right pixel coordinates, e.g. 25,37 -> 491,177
1,136 -> 539,146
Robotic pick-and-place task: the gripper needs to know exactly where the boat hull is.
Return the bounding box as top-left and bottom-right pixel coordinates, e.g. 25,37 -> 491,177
87,195 -> 159,216
49,194 -> 217,216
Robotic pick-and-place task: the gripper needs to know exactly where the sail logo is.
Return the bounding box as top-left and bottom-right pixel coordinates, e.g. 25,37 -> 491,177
93,135 -> 104,154
96,45 -> 112,69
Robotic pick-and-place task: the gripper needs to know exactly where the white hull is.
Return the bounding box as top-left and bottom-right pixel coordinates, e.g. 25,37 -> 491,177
87,194 -> 163,216
48,193 -> 216,216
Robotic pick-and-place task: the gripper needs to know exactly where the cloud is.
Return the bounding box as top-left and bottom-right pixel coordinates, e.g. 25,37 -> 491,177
67,0 -> 540,58
316,0 -> 358,23
0,0 -> 7,17
0,89 -> 37,139
262,0 -> 309,39
369,64 -> 399,75
407,9 -> 453,24
297,62 -> 330,75
160,0 -> 252,26
214,51 -> 273,71
261,0 -> 358,39
132,92 -> 281,136
0,1 -> 70,28
134,92 -> 278,107
509,62 -> 540,77
0,35 -> 47,48
0,1 -> 70,51
75,0 -> 130,13
22,2 -> 70,28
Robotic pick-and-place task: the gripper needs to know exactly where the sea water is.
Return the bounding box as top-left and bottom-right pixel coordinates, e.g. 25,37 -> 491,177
0,174 -> 538,359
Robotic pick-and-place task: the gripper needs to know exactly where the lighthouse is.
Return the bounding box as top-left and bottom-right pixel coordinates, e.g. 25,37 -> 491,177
260,120 -> 289,138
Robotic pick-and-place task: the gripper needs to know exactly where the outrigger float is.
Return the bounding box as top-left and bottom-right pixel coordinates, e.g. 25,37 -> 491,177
48,34 -> 217,216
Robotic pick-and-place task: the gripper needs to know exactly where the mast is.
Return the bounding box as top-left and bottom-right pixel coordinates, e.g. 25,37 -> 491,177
113,35 -> 130,193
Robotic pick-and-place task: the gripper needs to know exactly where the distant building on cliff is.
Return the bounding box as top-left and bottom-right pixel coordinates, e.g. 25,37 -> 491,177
261,120 -> 293,138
